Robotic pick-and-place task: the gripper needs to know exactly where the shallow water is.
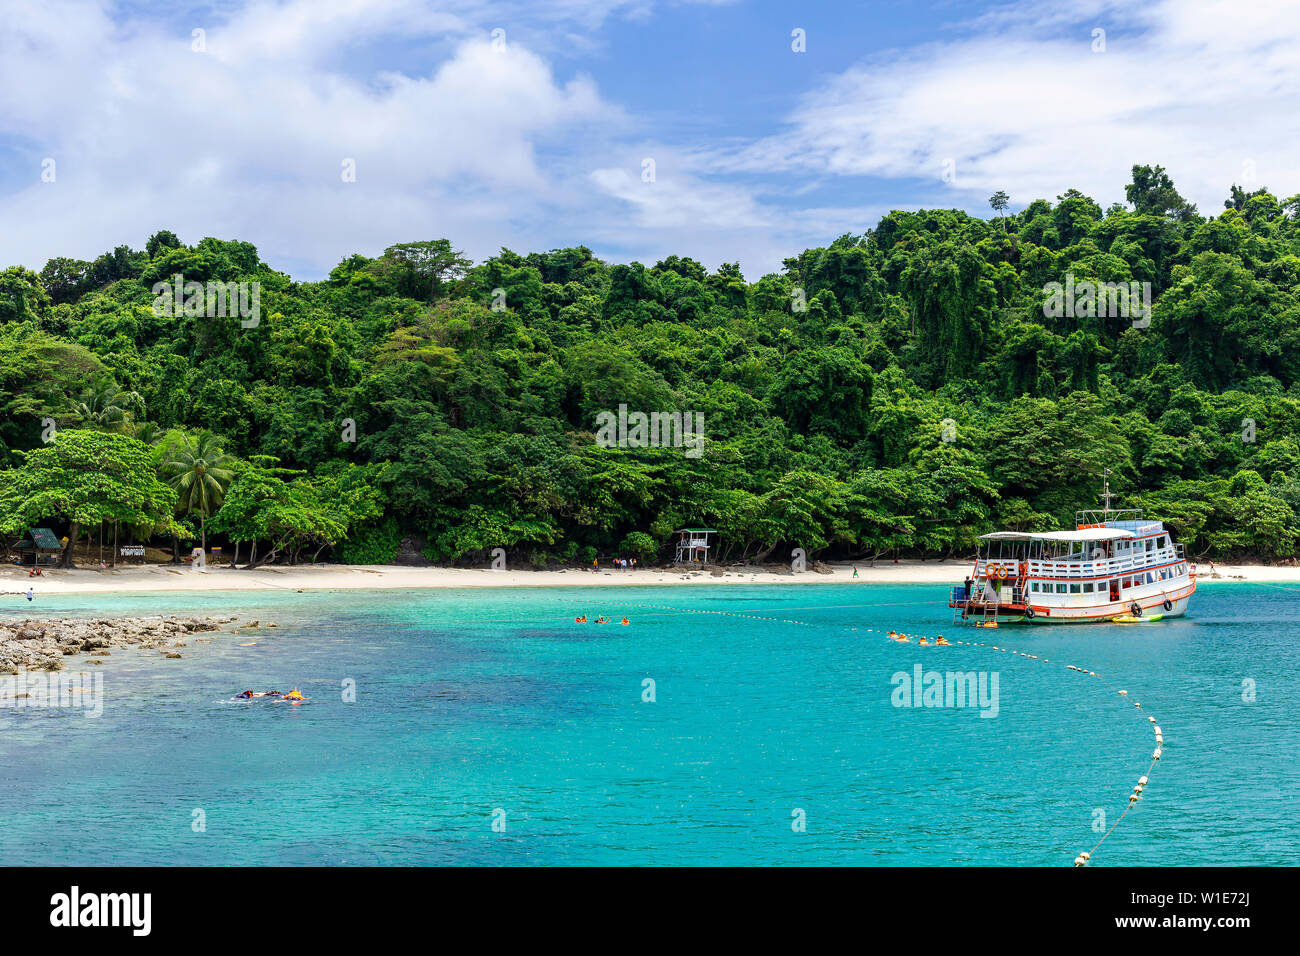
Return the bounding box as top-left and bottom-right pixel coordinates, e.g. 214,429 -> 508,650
1,582 -> 1295,865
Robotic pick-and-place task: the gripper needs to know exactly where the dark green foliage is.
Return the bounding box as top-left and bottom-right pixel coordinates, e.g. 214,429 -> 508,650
4,163 -> 1300,563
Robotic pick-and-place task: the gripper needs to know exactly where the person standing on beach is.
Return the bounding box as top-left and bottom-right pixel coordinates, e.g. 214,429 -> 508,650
26,587 -> 33,602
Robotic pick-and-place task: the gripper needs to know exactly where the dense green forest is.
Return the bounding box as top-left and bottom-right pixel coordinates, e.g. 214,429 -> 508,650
2,164 -> 1299,567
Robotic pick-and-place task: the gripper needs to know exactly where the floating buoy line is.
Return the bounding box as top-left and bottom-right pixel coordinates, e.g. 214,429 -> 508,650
241,594 -> 1165,864
628,599 -> 1167,867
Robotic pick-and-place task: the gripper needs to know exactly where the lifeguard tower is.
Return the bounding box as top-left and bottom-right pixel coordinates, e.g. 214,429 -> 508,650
673,528 -> 716,564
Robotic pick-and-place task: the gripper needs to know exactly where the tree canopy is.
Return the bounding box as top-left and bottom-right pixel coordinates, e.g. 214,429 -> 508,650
2,165 -> 1299,565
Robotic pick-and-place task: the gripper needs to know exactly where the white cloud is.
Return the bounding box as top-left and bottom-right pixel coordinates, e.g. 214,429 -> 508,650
0,0 -> 623,274
712,0 -> 1300,212
3,0 -> 1296,284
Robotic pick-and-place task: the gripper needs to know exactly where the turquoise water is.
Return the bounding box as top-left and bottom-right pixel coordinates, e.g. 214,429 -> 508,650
1,582 -> 1296,866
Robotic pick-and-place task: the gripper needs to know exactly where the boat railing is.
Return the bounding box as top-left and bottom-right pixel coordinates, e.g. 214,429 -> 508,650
977,551 -> 1186,580
949,585 -> 1025,606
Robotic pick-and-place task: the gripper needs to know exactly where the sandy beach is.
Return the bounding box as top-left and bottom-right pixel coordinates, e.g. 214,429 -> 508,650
0,560 -> 1291,596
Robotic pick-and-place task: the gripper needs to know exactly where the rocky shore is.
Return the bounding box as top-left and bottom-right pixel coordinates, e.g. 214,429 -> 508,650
0,616 -> 238,673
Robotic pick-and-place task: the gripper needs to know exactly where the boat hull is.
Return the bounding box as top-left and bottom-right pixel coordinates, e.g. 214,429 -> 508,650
972,584 -> 1195,624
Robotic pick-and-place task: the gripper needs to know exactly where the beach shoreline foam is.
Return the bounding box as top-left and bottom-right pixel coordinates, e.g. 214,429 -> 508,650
0,559 -> 1290,595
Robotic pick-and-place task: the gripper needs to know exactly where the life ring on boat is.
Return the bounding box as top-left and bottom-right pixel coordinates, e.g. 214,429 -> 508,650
1024,606 -> 1035,620
1162,598 -> 1173,612
1129,602 -> 1142,616
995,566 -> 1008,579
986,564 -> 1002,578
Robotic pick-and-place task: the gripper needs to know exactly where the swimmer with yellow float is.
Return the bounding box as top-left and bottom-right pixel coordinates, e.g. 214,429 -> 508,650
235,688 -> 307,702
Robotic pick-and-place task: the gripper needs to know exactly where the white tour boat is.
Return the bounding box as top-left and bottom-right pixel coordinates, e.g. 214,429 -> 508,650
949,489 -> 1196,625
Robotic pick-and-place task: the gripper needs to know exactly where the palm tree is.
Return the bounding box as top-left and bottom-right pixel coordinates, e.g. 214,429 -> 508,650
159,432 -> 236,553
133,421 -> 166,446
73,381 -> 144,432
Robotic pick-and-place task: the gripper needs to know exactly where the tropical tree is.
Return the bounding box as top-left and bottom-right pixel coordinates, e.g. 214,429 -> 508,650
989,190 -> 1010,232
159,431 -> 236,552
0,430 -> 179,567
71,381 -> 145,432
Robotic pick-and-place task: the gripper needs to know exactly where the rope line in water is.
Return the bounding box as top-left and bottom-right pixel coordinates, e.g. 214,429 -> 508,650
1240,581 -> 1300,593
630,599 -> 1166,867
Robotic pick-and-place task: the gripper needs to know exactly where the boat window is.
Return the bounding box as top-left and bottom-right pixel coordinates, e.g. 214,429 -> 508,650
1056,583 -> 1067,594
1083,582 -> 1093,592
1121,577 -> 1131,588
1070,583 -> 1081,593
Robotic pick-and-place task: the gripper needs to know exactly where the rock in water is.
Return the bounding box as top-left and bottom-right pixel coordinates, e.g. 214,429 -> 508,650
0,616 -> 226,673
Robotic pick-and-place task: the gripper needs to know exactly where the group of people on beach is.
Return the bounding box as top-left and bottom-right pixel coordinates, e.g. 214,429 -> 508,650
592,557 -> 639,570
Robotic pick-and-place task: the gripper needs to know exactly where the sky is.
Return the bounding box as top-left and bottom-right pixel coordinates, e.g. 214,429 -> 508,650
1,0 -> 1297,281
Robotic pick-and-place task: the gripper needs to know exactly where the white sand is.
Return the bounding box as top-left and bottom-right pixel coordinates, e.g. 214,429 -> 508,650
0,559 -> 1290,595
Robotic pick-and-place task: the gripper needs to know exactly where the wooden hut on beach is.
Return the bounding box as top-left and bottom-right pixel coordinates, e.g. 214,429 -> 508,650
14,528 -> 62,567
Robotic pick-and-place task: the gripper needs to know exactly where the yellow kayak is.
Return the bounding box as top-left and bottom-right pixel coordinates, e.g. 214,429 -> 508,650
1113,613 -> 1164,624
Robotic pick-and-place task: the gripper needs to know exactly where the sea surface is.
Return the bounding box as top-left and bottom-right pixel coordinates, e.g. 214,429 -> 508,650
1,581 -> 1295,866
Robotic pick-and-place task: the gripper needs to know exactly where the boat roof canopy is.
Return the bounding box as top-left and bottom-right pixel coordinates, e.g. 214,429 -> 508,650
980,528 -> 1136,543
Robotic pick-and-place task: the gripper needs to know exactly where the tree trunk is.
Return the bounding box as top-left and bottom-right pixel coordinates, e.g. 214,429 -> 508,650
171,534 -> 180,564
60,522 -> 80,568
200,513 -> 206,553
231,539 -> 240,568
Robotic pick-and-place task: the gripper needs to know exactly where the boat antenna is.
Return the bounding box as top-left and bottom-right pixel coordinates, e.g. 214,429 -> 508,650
1100,468 -> 1114,516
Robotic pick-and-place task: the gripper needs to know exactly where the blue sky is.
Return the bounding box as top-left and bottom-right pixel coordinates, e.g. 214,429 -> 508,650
1,0 -> 1296,280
